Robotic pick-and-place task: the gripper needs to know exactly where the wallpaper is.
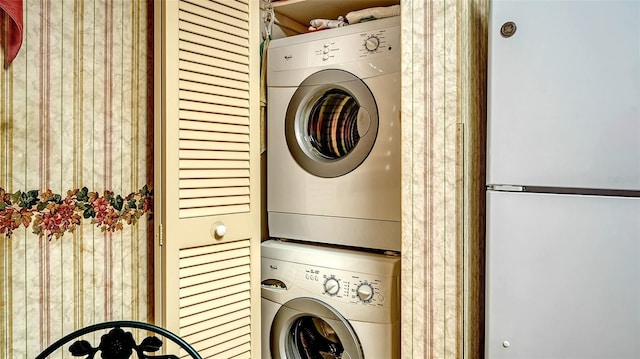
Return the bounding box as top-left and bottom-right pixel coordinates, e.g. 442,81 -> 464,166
400,0 -> 487,358
0,0 -> 152,357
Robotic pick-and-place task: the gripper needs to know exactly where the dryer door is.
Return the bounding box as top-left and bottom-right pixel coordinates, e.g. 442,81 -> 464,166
285,69 -> 378,178
270,297 -> 364,359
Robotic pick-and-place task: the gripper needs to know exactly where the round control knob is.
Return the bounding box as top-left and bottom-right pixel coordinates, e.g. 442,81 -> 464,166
324,277 -> 340,296
356,283 -> 374,302
364,36 -> 380,52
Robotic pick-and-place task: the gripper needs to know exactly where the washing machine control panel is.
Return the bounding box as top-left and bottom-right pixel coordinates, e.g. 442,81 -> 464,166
300,266 -> 395,307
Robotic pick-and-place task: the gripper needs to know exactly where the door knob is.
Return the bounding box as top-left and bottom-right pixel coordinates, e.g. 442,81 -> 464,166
212,223 -> 227,239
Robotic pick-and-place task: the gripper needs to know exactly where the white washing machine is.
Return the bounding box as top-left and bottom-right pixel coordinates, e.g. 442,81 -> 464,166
267,17 -> 401,252
261,239 -> 401,359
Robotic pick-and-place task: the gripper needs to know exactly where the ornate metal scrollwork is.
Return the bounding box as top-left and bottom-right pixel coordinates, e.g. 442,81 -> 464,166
68,327 -> 177,359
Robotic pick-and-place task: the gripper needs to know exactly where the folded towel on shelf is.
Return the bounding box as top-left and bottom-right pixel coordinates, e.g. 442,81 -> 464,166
346,4 -> 400,24
309,16 -> 347,31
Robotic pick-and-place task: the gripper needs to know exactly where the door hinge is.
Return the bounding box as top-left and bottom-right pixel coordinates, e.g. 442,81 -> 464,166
158,223 -> 164,246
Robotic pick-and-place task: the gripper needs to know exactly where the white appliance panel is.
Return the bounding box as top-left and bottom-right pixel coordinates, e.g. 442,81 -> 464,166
488,0 -> 640,190
486,191 -> 640,359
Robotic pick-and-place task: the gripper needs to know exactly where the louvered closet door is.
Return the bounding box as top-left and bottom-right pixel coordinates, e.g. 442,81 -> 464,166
154,1 -> 260,358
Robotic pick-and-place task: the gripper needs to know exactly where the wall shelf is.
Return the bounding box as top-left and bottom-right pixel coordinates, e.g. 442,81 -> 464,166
271,0 -> 399,35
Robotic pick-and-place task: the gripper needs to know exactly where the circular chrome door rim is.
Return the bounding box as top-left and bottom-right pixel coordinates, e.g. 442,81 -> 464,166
285,69 -> 379,178
270,297 -> 364,359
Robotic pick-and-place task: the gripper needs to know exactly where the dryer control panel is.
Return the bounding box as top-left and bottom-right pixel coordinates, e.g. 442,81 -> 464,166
308,25 -> 400,65
269,25 -> 401,72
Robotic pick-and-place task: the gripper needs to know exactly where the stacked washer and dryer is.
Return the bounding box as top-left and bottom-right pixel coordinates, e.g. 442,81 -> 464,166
263,16 -> 402,359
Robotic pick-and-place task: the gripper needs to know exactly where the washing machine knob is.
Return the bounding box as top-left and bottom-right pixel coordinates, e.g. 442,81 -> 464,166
323,277 -> 340,296
356,283 -> 374,302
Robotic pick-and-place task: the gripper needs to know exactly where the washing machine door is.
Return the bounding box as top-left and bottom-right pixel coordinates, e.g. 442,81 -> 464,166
285,69 -> 379,178
270,297 -> 364,359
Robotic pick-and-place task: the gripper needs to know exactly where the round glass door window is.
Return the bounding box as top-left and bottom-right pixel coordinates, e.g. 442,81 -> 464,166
270,298 -> 364,359
290,316 -> 344,359
285,69 -> 379,178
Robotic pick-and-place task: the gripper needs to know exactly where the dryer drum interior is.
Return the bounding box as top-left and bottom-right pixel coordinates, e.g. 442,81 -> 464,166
285,69 -> 379,178
307,89 -> 360,160
270,297 -> 364,359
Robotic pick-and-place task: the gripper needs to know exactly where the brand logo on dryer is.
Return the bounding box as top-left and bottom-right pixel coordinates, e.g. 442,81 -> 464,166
284,54 -> 293,60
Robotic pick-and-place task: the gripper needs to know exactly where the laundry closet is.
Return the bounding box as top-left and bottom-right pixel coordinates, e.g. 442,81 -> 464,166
154,1 -> 486,358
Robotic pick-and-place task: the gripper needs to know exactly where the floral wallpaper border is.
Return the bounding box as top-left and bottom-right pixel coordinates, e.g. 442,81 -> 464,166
0,186 -> 153,240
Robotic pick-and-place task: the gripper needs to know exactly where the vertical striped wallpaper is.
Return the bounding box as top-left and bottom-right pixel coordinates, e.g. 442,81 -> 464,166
401,0 -> 487,358
0,0 -> 151,357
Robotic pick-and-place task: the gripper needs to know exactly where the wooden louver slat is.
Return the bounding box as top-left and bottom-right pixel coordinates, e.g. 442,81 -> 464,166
179,72 -> 249,93
180,140 -> 249,153
179,205 -> 249,218
179,151 -> 249,161
179,80 -> 248,101
179,130 -> 248,143
179,91 -> 249,110
180,100 -> 249,118
180,178 -> 250,189
179,187 -> 249,199
179,121 -> 249,134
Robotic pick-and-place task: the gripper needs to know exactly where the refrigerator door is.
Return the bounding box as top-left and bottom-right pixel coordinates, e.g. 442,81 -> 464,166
488,1 -> 640,190
486,191 -> 640,359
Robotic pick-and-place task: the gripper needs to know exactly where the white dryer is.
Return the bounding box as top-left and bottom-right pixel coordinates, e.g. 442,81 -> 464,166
261,239 -> 401,359
267,17 -> 401,252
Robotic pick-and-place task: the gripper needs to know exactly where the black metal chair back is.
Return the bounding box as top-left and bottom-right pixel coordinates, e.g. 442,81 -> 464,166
35,320 -> 202,359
